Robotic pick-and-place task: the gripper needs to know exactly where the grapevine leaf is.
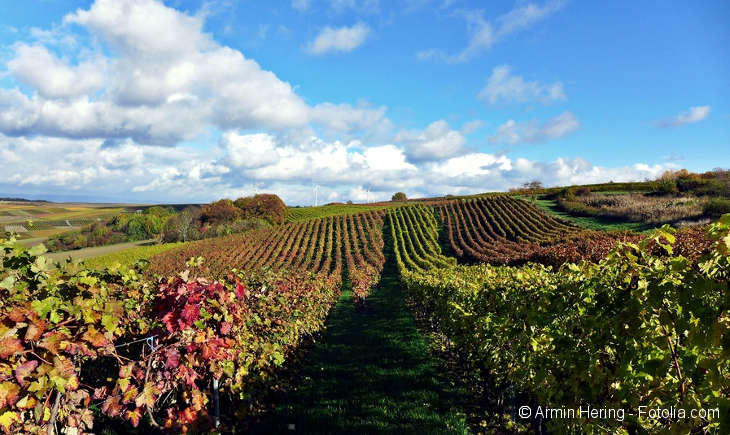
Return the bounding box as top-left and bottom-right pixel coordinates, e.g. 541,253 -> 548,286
126,408 -> 142,427
0,382 -> 20,408
101,314 -> 118,333
28,244 -> 47,256
135,382 -> 160,408
0,337 -> 23,359
0,411 -> 19,433
14,360 -> 39,386
165,348 -> 180,369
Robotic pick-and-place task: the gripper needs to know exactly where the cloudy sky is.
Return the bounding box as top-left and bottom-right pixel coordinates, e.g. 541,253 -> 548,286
0,0 -> 728,204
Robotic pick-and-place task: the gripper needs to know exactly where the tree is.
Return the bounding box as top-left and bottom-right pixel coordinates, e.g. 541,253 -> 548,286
392,192 -> 407,202
522,180 -> 543,202
233,194 -> 287,225
201,199 -> 242,225
163,206 -> 201,242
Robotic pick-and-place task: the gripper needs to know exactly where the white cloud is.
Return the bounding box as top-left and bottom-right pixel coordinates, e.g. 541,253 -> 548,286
305,23 -> 371,55
7,45 -> 107,99
0,131 -> 675,205
489,112 -> 579,145
479,65 -> 565,105
655,105 -> 711,128
460,120 -> 484,135
419,0 -> 565,63
395,120 -> 466,161
0,0 -> 387,145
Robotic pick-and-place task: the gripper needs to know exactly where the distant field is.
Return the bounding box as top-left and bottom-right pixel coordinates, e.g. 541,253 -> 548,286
0,201 -> 135,240
82,242 -> 183,269
516,196 -> 655,232
287,204 -> 392,221
43,239 -> 157,264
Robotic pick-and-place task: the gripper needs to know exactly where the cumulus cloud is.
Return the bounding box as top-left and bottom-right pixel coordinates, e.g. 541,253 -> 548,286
654,105 -> 711,128
479,65 -> 565,105
7,44 -> 107,99
0,130 -> 674,205
395,120 -> 466,162
0,0 -> 678,205
0,0 -> 386,145
489,112 -> 579,146
305,23 -> 371,55
418,0 -> 565,63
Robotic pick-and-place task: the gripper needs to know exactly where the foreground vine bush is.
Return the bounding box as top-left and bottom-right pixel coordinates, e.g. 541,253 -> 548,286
399,216 -> 730,433
0,238 -> 339,433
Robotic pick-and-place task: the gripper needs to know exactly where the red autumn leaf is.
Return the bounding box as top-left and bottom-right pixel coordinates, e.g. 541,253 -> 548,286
179,406 -> 197,424
161,311 -> 177,333
38,332 -> 65,355
126,408 -> 142,427
179,365 -> 197,386
101,395 -> 122,417
0,382 -> 20,408
180,303 -> 200,327
7,307 -> 26,322
24,321 -> 45,342
220,322 -> 232,335
93,386 -> 109,400
0,338 -> 23,359
165,348 -> 180,369
14,360 -> 38,387
82,325 -> 108,348
118,363 -> 134,379
235,282 -> 246,299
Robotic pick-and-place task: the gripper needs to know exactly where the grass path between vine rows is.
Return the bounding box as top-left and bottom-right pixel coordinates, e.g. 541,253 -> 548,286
257,254 -> 470,433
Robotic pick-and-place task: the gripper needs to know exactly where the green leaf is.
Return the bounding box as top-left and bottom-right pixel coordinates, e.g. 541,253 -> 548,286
28,244 -> 47,256
0,276 -> 15,290
101,314 -> 118,333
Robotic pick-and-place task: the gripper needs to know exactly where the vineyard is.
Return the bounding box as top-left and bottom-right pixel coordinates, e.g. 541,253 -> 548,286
1,195 -> 728,433
149,211 -> 385,301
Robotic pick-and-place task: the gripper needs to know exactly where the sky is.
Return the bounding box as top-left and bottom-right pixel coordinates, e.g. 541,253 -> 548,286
0,0 -> 728,205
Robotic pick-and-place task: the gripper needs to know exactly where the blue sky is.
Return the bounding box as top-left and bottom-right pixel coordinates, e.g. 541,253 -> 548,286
0,0 -> 728,204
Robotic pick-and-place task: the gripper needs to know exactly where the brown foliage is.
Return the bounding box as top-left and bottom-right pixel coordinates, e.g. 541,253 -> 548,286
201,199 -> 241,225
233,194 -> 287,225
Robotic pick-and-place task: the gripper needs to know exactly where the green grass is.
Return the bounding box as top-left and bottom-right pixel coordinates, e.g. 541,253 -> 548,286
287,204 -> 391,222
260,256 -> 469,433
82,242 -> 183,269
517,196 -> 656,232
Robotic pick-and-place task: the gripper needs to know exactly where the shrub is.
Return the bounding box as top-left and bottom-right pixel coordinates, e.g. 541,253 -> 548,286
656,178 -> 678,194
391,192 -> 407,202
703,198 -> 730,217
233,194 -> 287,225
202,199 -> 242,225
575,186 -> 591,196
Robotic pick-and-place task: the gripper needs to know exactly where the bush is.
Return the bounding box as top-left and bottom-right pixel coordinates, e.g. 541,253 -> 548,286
392,192 -> 407,202
233,194 -> 287,225
656,178 -> 678,194
703,198 -> 730,217
202,199 -> 242,225
575,186 -> 591,196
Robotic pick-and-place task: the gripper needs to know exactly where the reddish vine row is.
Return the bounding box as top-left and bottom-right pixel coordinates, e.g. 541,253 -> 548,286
148,211 -> 385,301
436,196 -> 577,265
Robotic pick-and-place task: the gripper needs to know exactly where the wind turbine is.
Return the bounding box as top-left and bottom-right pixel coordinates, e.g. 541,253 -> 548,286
313,184 -> 319,207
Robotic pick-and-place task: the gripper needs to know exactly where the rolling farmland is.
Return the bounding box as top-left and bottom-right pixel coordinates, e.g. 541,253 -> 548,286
1,195 -> 728,433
